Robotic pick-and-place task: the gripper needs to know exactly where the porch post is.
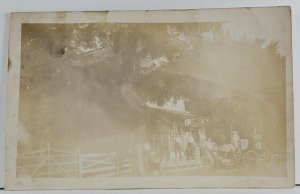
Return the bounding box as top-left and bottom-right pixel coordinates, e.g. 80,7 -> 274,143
168,131 -> 171,160
136,124 -> 145,175
47,143 -> 51,178
76,149 -> 82,178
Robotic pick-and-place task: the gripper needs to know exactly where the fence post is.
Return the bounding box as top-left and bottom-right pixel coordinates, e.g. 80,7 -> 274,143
47,143 -> 51,178
77,149 -> 82,178
116,152 -> 119,176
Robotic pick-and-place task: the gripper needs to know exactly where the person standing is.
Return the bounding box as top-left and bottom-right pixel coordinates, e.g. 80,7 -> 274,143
186,132 -> 196,160
231,131 -> 241,169
174,134 -> 182,161
231,131 -> 240,150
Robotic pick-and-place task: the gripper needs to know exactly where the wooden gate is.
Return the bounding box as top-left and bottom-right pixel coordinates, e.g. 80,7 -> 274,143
17,144 -> 133,178
17,144 -> 79,178
80,151 -> 133,178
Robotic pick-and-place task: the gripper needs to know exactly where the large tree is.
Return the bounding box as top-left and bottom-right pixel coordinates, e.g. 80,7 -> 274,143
20,23 -> 286,172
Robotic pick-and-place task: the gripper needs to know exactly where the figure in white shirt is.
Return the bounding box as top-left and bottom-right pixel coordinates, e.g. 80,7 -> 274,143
231,131 -> 240,151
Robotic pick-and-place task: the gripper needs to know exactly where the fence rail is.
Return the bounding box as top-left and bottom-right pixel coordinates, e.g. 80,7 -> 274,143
17,144 -> 133,178
17,144 -> 205,178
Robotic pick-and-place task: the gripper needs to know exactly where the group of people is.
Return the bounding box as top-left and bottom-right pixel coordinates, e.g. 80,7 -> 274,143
204,130 -> 249,169
143,128 -> 247,175
142,130 -> 199,173
174,129 -> 245,168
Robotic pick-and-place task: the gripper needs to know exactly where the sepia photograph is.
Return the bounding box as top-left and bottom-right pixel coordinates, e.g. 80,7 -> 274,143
5,7 -> 294,189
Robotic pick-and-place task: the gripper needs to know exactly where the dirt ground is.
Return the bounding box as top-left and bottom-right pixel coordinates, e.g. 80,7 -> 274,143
162,162 -> 286,177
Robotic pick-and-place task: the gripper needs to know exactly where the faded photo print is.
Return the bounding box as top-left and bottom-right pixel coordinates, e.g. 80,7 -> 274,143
17,20 -> 288,179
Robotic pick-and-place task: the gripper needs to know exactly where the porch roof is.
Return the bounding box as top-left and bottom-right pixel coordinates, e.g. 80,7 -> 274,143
144,104 -> 196,118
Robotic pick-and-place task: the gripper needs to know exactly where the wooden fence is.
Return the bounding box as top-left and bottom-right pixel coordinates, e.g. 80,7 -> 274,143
17,144 -> 133,178
79,152 -> 132,178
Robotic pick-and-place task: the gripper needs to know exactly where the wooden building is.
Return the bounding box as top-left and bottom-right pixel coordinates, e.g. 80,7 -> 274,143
142,104 -> 209,174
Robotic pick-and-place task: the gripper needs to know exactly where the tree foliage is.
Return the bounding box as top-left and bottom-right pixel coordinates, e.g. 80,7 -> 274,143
20,23 -> 286,149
